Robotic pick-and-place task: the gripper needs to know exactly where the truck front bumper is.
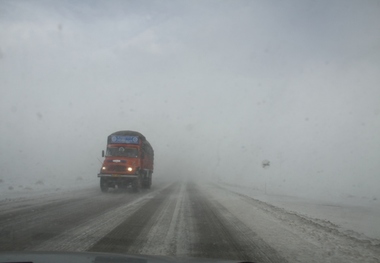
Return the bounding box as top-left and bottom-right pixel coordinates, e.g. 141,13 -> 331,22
98,174 -> 138,178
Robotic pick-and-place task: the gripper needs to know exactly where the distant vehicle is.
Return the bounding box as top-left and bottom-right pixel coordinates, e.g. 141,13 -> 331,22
98,131 -> 154,192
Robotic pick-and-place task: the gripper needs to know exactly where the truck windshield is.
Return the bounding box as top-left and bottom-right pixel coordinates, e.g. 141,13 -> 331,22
106,147 -> 138,158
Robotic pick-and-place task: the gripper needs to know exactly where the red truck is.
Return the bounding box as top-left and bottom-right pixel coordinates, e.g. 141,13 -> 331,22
98,131 -> 154,192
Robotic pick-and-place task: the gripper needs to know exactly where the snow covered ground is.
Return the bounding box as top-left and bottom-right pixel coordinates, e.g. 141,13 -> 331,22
1,179 -> 379,262
0,174 -> 98,201
2,174 -> 379,243
217,181 -> 380,241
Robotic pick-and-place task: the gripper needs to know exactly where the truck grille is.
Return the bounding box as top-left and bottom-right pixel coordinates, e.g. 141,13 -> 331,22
107,165 -> 126,172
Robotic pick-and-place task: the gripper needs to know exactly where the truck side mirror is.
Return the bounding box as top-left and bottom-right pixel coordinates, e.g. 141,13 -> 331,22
102,150 -> 104,157
141,153 -> 145,159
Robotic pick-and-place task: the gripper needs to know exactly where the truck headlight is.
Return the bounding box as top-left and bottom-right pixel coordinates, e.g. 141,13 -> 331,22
102,166 -> 106,170
127,167 -> 133,172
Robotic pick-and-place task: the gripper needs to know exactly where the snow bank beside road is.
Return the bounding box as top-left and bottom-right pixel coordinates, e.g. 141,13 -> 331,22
217,182 -> 380,240
0,175 -> 98,201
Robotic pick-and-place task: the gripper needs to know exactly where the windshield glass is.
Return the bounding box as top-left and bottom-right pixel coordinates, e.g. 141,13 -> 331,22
106,147 -> 138,157
1,1 -> 379,263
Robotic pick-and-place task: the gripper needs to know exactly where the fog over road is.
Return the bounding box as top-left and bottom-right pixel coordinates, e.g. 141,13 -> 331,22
0,180 -> 379,263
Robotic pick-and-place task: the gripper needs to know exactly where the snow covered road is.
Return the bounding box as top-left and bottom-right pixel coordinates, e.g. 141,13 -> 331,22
0,181 -> 379,263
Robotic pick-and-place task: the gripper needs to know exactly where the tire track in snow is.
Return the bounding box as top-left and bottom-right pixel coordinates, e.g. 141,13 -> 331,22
88,182 -> 179,253
137,181 -> 196,257
0,188 -> 140,251
188,182 -> 287,263
88,181 -> 287,262
30,182 -> 174,252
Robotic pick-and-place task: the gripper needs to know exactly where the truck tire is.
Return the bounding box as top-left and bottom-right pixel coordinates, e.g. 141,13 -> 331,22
100,178 -> 109,193
146,177 -> 152,189
132,176 -> 141,192
141,172 -> 152,189
148,172 -> 153,189
142,181 -> 150,189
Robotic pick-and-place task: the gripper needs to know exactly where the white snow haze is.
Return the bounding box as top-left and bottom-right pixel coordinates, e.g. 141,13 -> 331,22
1,0 -> 380,207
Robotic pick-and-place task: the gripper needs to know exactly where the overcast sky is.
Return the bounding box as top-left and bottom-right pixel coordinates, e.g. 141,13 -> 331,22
1,0 -> 380,200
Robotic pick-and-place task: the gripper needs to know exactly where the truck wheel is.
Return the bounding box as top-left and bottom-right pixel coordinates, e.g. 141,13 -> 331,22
132,177 -> 141,192
147,172 -> 152,189
145,178 -> 152,189
141,182 -> 150,189
100,178 -> 109,193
